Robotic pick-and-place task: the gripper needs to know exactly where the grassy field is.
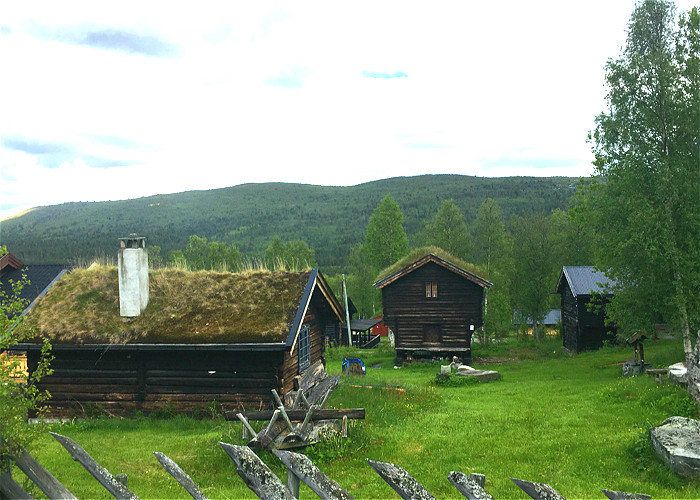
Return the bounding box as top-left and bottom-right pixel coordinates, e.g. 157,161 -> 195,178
16,337 -> 700,499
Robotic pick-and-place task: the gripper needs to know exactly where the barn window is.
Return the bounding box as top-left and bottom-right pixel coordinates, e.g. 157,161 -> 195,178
298,324 -> 311,372
425,282 -> 438,298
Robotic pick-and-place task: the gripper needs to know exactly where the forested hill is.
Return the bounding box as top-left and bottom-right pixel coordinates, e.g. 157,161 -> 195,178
1,174 -> 579,269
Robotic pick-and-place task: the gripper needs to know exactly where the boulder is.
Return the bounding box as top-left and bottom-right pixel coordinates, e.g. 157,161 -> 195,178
668,362 -> 688,386
650,416 -> 700,478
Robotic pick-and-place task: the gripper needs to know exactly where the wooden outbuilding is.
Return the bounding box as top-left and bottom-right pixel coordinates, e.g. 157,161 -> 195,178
556,266 -> 617,352
374,249 -> 491,364
19,266 -> 344,417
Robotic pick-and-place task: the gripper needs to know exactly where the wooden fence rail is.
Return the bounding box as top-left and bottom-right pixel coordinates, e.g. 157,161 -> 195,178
1,434 -> 653,500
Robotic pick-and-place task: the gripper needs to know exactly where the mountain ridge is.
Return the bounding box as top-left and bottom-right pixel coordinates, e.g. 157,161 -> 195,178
0,174 -> 580,270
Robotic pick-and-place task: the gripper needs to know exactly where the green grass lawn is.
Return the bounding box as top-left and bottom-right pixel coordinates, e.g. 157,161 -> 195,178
16,337 -> 700,499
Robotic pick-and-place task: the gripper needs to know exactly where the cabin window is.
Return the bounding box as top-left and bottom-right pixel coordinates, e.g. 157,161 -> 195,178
298,324 -> 311,372
425,282 -> 438,298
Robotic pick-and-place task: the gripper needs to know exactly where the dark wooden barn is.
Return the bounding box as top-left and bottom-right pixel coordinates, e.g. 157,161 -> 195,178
556,266 -> 617,352
19,266 -> 343,417
374,250 -> 491,364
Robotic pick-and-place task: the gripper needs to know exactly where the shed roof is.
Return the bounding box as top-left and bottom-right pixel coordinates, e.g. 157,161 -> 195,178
24,266 -> 342,346
556,266 -> 616,297
0,252 -> 68,317
374,247 -> 491,289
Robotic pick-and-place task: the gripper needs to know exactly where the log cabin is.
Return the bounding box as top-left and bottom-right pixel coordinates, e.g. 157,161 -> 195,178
374,248 -> 491,364
556,266 -> 617,352
18,243 -> 343,417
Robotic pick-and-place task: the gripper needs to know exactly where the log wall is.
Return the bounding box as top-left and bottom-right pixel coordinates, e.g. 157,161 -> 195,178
27,347 -> 284,417
382,262 -> 484,361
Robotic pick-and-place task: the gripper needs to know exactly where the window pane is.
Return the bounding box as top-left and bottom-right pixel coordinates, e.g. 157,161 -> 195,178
426,282 -> 431,297
432,282 -> 438,298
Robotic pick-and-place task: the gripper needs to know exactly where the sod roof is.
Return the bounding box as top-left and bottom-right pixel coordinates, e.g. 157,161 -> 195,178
26,266 -> 314,344
374,247 -> 491,289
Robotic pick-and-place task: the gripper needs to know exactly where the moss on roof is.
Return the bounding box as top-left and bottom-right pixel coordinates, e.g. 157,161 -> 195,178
26,266 -> 312,344
374,246 -> 488,284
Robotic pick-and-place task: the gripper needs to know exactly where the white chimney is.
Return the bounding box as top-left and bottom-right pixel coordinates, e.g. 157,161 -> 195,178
118,234 -> 149,317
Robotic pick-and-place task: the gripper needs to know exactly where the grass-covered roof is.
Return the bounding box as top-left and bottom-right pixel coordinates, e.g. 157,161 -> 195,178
26,266 -> 313,344
374,247 -> 490,287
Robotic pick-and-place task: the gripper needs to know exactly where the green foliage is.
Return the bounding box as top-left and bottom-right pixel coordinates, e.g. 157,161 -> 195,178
417,199 -> 473,260
363,195 -> 410,271
433,372 -> 481,387
576,1 -> 700,353
264,236 -> 317,271
0,246 -> 53,460
2,175 -> 580,274
171,235 -> 242,272
509,213 -> 559,341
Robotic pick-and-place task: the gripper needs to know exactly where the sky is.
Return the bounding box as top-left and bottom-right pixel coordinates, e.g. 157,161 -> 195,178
1,1 -> 697,220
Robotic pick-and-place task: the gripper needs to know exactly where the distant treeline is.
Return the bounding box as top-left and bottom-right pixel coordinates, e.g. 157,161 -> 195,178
1,175 -> 578,272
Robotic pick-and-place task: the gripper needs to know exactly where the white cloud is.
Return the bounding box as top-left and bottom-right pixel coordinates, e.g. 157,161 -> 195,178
2,0 -> 697,218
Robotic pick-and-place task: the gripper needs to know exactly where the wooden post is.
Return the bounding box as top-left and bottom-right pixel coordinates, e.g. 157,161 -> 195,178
10,447 -> 78,500
341,416 -> 348,438
342,275 -> 352,347
286,468 -> 300,499
219,443 -> 295,500
50,432 -> 140,500
447,471 -> 492,500
0,469 -> 33,500
154,452 -> 209,500
510,478 -> 565,500
366,459 -> 436,500
115,474 -> 128,488
274,450 -> 355,500
602,489 -> 651,500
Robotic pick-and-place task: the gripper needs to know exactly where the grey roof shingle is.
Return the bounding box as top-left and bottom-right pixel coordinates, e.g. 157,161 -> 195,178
1,264 -> 68,315
558,266 -> 616,297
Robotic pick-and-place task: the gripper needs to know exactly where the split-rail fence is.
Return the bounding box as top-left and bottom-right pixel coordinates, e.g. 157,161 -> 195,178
0,432 -> 652,500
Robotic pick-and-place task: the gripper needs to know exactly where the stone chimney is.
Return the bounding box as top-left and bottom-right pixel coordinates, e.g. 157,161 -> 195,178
118,234 -> 149,317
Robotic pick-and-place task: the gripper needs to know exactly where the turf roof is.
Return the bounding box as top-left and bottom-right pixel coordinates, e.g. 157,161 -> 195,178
26,266 -> 312,344
374,246 -> 489,285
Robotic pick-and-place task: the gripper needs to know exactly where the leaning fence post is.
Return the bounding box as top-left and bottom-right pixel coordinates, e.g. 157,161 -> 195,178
286,467 -> 300,499
274,450 -> 355,500
153,452 -> 209,500
366,459 -> 436,500
50,432 -> 140,500
447,471 -> 493,500
510,477 -> 566,500
8,447 -> 78,500
0,468 -> 33,500
601,489 -> 651,500
219,443 -> 295,500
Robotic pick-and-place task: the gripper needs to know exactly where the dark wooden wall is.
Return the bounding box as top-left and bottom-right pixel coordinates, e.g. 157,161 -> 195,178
560,280 -> 616,352
27,347 -> 285,417
381,262 -> 484,360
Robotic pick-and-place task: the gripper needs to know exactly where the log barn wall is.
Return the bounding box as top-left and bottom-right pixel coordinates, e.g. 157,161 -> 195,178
27,346 -> 286,417
382,261 -> 485,363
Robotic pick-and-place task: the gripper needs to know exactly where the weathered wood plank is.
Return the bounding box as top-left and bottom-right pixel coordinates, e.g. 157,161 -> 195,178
298,361 -> 326,393
50,432 -> 139,500
511,478 -> 566,500
0,470 -> 33,500
366,459 -> 436,500
274,450 -> 355,500
13,447 -> 78,500
227,408 -> 365,421
447,471 -> 493,500
305,375 -> 340,407
601,489 -> 651,500
153,452 -> 208,500
218,443 -> 295,500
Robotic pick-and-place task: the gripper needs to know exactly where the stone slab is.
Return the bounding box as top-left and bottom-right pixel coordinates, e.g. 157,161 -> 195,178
668,362 -> 688,386
650,416 -> 700,478
455,370 -> 500,382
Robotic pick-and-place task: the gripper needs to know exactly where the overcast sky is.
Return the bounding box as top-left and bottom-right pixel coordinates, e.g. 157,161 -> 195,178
2,1 -> 697,220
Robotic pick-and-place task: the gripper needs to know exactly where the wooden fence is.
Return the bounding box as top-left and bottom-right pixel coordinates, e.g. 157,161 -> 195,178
1,433 -> 652,500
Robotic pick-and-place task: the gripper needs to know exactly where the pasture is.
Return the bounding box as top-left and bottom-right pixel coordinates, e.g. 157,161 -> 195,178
18,338 -> 700,499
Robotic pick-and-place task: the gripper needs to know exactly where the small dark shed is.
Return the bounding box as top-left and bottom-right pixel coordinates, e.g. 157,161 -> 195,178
20,266 -> 343,417
374,249 -> 491,364
556,266 -> 617,352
